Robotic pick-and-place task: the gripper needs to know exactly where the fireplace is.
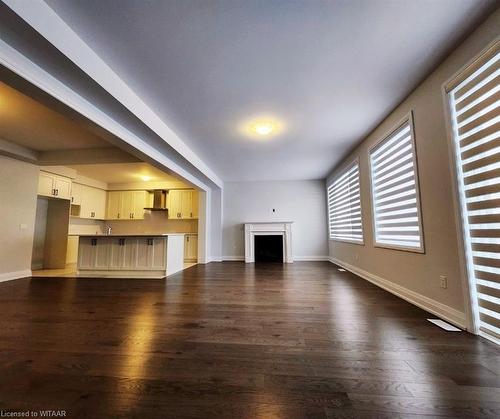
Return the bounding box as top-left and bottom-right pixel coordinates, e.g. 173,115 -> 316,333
244,222 -> 293,263
254,235 -> 284,263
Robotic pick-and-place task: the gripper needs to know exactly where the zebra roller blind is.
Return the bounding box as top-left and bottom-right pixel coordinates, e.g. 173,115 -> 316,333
327,161 -> 363,243
369,116 -> 424,252
448,41 -> 500,343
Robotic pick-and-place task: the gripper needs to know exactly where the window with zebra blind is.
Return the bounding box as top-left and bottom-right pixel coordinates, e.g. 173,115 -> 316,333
369,114 -> 424,252
327,161 -> 363,244
446,40 -> 499,344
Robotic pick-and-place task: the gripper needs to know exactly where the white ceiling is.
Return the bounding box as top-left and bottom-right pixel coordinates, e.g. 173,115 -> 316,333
68,162 -> 183,185
44,0 -> 495,181
0,81 -> 111,151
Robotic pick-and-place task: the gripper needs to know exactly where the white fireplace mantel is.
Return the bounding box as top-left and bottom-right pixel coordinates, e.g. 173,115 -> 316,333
244,222 -> 293,263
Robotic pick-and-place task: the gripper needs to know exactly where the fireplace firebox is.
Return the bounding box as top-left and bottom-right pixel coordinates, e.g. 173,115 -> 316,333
254,235 -> 284,263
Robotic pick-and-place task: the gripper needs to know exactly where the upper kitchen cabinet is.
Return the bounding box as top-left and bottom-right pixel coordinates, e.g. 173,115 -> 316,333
80,184 -> 106,220
38,171 -> 72,200
70,182 -> 82,205
168,190 -> 199,219
106,190 -> 150,220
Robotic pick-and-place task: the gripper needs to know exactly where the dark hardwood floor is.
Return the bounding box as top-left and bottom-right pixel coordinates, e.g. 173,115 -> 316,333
0,262 -> 499,418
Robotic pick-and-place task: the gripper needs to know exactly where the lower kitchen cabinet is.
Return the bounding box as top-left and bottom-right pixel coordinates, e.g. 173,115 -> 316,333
78,237 -> 110,270
78,236 -> 167,271
136,237 -> 167,270
184,234 -> 198,262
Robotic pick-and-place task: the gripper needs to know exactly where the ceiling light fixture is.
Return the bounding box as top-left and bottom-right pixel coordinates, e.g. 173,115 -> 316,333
251,121 -> 275,136
141,175 -> 152,181
240,117 -> 283,139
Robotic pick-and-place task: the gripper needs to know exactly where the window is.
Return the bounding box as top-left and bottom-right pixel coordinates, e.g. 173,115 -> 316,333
447,41 -> 499,343
327,161 -> 363,244
369,115 -> 424,252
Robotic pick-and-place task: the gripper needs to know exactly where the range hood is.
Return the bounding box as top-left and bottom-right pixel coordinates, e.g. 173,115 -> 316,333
144,190 -> 168,211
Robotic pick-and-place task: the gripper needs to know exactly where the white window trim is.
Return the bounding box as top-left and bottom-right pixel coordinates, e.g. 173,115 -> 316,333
327,157 -> 365,245
368,111 -> 425,253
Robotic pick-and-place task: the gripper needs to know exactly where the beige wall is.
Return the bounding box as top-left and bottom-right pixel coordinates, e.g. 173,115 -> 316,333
327,10 -> 499,323
0,156 -> 39,279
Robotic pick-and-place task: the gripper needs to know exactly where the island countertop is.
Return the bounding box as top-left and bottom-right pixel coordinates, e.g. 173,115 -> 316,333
71,233 -> 186,237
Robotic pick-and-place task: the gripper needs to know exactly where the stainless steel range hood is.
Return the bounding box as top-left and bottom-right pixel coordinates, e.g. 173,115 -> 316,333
144,190 -> 167,211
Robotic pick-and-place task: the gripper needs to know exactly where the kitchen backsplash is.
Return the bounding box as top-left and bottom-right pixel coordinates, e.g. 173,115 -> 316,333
106,211 -> 198,234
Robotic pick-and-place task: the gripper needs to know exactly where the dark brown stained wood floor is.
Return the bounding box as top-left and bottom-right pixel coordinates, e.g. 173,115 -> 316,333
0,262 -> 499,418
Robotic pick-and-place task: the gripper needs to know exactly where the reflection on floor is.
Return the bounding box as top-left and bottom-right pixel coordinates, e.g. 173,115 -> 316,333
31,264 -> 77,277
2,261 -> 498,417
31,262 -> 198,278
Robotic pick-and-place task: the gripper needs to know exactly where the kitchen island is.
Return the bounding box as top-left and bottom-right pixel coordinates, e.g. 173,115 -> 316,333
77,233 -> 185,278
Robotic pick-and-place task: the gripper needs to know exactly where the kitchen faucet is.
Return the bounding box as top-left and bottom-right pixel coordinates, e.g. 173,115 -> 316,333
105,226 -> 112,235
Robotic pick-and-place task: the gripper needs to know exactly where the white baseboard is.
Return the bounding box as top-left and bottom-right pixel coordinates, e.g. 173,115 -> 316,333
222,255 -> 329,262
222,256 -> 244,261
328,256 -> 467,330
0,269 -> 32,283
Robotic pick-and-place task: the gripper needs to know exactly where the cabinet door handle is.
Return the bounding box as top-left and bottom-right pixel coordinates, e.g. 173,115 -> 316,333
91,239 -> 97,246
52,189 -> 55,196
190,212 -> 193,218
117,213 -> 120,219
71,196 -> 74,203
131,213 -> 134,219
187,236 -> 189,242
56,189 -> 59,196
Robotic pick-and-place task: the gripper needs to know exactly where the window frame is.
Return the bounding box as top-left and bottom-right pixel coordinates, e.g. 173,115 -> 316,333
442,39 -> 500,340
327,158 -> 364,245
368,111 -> 425,253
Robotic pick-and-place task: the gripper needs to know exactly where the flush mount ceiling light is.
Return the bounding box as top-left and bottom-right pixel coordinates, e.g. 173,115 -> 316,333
141,175 -> 152,181
240,117 -> 283,139
251,121 -> 275,136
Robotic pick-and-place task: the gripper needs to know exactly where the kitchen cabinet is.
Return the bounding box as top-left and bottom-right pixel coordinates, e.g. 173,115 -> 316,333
71,183 -> 82,205
184,234 -> 198,262
38,171 -> 72,200
106,190 -> 149,220
168,190 -> 199,219
78,236 -> 169,272
78,237 -> 109,269
108,237 -> 138,269
80,185 -> 106,220
136,237 -> 167,270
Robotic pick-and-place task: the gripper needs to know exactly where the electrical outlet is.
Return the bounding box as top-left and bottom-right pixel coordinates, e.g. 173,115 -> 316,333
19,223 -> 27,230
440,275 -> 448,289
354,253 -> 359,261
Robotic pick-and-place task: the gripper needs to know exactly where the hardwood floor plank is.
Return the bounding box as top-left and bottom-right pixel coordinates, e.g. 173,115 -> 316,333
0,261 -> 498,418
